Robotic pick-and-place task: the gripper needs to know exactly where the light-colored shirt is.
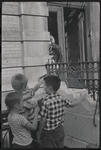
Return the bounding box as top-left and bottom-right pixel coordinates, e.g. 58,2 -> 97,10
8,112 -> 32,146
19,89 -> 36,123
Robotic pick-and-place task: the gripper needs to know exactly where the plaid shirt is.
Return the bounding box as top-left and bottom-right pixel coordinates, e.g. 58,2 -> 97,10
40,92 -> 72,130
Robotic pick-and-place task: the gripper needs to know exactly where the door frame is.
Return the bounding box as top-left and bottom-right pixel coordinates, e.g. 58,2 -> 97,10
47,3 -> 87,63
47,4 -> 66,62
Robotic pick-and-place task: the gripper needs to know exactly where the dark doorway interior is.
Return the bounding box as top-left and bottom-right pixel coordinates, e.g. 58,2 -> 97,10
48,11 -> 58,44
64,8 -> 83,62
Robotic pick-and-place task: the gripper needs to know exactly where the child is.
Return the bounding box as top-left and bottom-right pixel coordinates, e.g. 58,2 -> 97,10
37,75 -> 86,148
11,73 -> 44,123
5,92 -> 40,148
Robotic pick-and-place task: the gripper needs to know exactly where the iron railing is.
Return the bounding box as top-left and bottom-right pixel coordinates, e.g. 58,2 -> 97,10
1,61 -> 99,147
45,61 -> 99,101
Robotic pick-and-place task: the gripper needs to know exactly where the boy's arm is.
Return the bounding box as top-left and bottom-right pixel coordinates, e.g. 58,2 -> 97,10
25,105 -> 40,130
37,99 -> 48,142
70,93 -> 87,107
23,101 -> 37,109
19,107 -> 29,119
31,78 -> 44,96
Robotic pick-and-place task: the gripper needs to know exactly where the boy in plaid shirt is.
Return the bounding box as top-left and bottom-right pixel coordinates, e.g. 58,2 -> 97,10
37,75 -> 86,148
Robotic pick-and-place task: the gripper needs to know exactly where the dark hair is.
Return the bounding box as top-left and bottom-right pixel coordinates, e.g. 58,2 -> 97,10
11,74 -> 28,91
44,75 -> 61,92
5,92 -> 22,110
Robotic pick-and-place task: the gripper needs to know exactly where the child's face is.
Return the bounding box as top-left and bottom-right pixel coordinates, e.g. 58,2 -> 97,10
23,82 -> 29,91
43,81 -> 51,94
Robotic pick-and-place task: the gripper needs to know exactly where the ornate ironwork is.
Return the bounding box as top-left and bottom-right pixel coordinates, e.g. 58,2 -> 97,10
45,61 -> 99,101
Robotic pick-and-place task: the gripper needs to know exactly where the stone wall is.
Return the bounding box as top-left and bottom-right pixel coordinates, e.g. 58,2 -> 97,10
90,2 -> 100,61
2,2 -> 50,110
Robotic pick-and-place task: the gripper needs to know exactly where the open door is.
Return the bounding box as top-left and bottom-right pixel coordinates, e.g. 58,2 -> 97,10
47,5 -> 65,62
78,11 -> 86,62
64,7 -> 85,63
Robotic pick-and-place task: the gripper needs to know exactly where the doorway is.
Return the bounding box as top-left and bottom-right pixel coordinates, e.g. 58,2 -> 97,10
64,7 -> 85,63
47,5 -> 65,61
48,4 -> 86,63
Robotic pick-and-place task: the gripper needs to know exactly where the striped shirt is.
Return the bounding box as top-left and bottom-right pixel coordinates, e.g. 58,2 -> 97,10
40,92 -> 72,130
19,88 -> 36,123
8,112 -> 32,146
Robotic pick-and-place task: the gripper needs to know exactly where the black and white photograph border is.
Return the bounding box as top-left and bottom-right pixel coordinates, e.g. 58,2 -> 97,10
1,1 -> 100,149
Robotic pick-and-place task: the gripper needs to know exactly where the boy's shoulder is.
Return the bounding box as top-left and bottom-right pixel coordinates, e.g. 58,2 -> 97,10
8,112 -> 21,121
23,89 -> 33,101
46,92 -> 61,98
23,88 -> 32,95
43,92 -> 61,103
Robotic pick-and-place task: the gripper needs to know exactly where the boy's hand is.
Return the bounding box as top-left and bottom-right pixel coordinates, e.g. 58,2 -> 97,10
34,105 -> 40,114
38,74 -> 47,82
38,77 -> 44,85
31,102 -> 37,108
28,112 -> 35,120
37,131 -> 41,143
